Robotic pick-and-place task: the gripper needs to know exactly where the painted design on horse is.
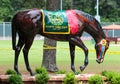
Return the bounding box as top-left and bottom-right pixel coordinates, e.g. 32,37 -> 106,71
42,10 -> 79,34
12,9 -> 109,76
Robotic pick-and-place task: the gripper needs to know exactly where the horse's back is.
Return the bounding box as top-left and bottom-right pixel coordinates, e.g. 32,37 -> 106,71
13,9 -> 41,23
12,9 -> 42,33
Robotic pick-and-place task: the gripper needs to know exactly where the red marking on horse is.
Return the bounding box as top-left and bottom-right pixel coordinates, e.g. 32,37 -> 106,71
97,45 -> 102,59
66,10 -> 79,34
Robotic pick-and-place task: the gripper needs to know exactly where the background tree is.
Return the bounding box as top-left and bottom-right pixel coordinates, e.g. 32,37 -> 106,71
99,0 -> 120,21
42,0 -> 60,72
0,0 -> 45,22
63,0 -> 71,10
73,0 -> 120,22
0,0 -> 12,21
0,0 -> 120,22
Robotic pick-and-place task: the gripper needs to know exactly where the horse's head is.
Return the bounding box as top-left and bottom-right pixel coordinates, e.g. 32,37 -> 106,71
95,39 -> 109,64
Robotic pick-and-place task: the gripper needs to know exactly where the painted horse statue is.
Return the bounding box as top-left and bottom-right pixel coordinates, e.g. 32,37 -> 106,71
12,9 -> 109,76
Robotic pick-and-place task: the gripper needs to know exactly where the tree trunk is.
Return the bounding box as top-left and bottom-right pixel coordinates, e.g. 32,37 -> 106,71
42,0 -> 60,72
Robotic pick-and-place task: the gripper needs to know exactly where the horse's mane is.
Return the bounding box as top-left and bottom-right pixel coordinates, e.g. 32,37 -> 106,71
76,10 -> 105,38
77,10 -> 103,30
79,10 -> 94,21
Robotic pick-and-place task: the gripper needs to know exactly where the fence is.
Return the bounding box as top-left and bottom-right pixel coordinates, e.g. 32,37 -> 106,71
0,22 -> 11,40
0,22 -> 120,40
0,22 -> 44,40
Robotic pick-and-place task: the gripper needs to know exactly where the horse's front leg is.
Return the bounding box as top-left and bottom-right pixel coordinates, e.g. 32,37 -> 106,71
79,45 -> 88,71
69,42 -> 78,74
70,37 -> 88,72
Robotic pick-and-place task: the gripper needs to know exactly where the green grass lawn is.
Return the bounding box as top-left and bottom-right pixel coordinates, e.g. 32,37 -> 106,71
0,40 -> 120,75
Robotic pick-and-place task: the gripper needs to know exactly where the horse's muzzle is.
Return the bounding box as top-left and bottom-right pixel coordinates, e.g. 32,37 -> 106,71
96,58 -> 104,64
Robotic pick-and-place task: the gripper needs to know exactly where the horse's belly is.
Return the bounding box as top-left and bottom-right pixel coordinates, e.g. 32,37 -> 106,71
42,34 -> 69,41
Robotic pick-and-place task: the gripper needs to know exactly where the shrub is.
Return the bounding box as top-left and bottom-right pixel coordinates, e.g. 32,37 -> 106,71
88,75 -> 103,84
5,69 -> 16,75
63,73 -> 76,84
111,73 -> 120,84
35,67 -> 47,74
8,74 -> 23,84
101,70 -> 120,84
55,70 -> 66,74
101,71 -> 117,82
35,73 -> 49,84
101,70 -> 107,76
35,67 -> 49,84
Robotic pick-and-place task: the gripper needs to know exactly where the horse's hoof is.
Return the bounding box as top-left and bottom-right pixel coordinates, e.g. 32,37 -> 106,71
30,72 -> 35,76
80,66 -> 85,72
74,72 -> 79,75
17,72 -> 21,76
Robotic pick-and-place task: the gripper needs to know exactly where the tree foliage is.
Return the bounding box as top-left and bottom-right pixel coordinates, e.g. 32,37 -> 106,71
0,0 -> 45,22
73,0 -> 120,22
0,0 -> 120,22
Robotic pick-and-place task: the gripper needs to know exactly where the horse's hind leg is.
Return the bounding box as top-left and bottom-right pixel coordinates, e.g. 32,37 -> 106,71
69,42 -> 78,74
14,38 -> 24,75
23,37 -> 34,76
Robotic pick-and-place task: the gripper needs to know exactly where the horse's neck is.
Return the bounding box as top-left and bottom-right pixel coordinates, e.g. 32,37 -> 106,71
85,27 -> 105,43
77,10 -> 105,43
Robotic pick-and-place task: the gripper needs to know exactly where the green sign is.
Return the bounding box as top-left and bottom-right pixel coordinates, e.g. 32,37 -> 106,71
42,10 -> 70,34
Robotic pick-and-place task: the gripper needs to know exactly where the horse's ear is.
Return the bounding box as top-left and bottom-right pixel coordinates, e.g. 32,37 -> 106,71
105,37 -> 110,42
105,38 -> 110,47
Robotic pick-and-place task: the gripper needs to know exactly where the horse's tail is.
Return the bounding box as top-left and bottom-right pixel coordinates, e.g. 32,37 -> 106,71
12,15 -> 17,50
